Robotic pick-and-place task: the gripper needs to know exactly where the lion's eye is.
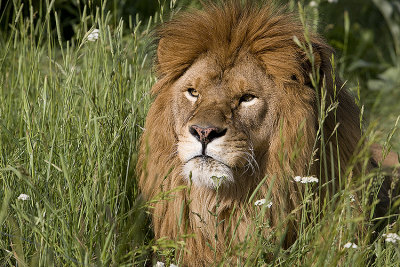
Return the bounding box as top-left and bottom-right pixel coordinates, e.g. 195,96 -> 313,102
239,94 -> 256,103
188,88 -> 199,98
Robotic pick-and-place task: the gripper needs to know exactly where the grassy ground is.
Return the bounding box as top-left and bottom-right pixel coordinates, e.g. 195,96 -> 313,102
0,0 -> 399,266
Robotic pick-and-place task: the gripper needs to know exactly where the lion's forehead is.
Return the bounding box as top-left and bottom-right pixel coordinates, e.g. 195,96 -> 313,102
177,54 -> 268,96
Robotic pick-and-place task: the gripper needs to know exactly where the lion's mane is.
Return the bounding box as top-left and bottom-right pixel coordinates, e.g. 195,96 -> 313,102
137,1 -> 367,265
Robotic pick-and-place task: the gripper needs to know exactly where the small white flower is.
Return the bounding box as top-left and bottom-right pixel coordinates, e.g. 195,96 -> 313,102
255,199 -> 266,206
383,233 -> 400,243
349,194 -> 356,202
170,264 -> 178,267
309,1 -> 318,7
17,194 -> 30,201
343,242 -> 358,248
327,0 -> 338,3
155,262 -> 165,267
293,176 -> 319,184
87,29 -> 100,42
254,199 -> 273,208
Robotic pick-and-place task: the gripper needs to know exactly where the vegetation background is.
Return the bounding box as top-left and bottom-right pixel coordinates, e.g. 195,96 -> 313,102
0,0 -> 399,266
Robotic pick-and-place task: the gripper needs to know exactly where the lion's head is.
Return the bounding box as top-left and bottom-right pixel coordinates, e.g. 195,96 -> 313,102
175,54 -> 289,188
137,1 -> 365,265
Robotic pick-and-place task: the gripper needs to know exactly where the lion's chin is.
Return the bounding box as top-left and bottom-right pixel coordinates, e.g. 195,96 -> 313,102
182,156 -> 234,188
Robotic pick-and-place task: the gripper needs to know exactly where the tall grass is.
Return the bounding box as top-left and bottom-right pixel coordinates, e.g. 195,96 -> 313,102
0,0 -> 155,265
0,0 -> 399,266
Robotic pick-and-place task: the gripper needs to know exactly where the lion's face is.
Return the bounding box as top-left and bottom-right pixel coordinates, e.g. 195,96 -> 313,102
172,54 -> 280,188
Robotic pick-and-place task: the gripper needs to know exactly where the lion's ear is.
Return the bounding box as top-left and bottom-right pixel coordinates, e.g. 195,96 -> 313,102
156,38 -> 167,75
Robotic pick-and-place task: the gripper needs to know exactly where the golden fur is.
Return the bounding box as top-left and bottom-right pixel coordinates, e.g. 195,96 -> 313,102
137,1 -> 396,265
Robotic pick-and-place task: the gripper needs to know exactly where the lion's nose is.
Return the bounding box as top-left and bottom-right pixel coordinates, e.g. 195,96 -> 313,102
189,125 -> 227,145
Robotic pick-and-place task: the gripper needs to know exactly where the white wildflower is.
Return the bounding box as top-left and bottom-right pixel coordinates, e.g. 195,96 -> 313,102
349,194 -> 356,202
170,264 -> 178,267
254,199 -> 266,206
383,233 -> 400,243
293,176 -> 319,184
17,194 -> 30,201
328,0 -> 338,3
343,242 -> 358,248
254,199 -> 272,208
309,1 -> 318,7
87,29 -> 100,42
155,262 -> 165,267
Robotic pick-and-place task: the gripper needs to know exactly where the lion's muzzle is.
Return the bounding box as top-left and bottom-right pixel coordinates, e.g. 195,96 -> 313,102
177,123 -> 235,188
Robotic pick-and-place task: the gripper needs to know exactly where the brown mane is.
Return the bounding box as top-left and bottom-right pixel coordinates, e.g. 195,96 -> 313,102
137,1 -> 369,265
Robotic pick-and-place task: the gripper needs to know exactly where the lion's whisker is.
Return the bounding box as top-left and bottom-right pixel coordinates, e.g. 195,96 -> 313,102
240,150 -> 258,176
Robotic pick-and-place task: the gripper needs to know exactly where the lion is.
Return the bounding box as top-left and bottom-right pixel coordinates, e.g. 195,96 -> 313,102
137,1 -> 399,265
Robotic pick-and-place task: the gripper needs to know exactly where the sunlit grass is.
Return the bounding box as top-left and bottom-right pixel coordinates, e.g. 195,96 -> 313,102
0,0 -> 155,265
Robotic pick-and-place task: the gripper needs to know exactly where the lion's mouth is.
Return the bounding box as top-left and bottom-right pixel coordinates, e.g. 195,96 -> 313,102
191,155 -> 212,160
191,155 -> 228,164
